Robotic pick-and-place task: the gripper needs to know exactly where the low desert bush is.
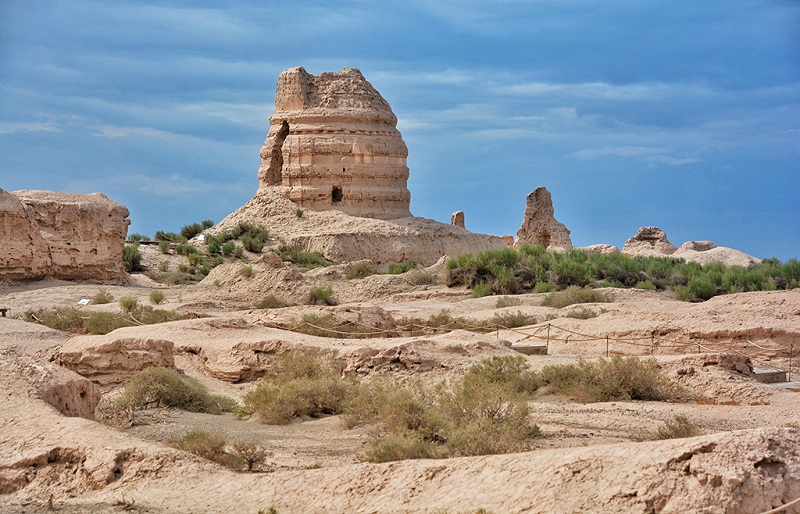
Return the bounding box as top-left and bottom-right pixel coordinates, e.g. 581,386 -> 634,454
238,352 -> 355,424
274,244 -> 331,268
84,311 -> 131,334
241,265 -> 253,278
388,261 -> 417,274
635,280 -> 657,291
307,286 -> 336,306
158,241 -> 171,253
471,281 -> 492,298
495,296 -> 522,308
492,310 -> 539,329
158,260 -> 170,272
92,290 -> 114,304
344,261 -> 379,280
171,429 -> 244,469
565,307 -> 599,319
119,296 -> 139,313
634,415 -> 702,441
230,441 -> 272,472
534,356 -> 684,402
117,366 -> 237,414
349,357 -> 541,462
533,281 -> 557,293
541,286 -> 613,309
652,415 -> 702,440
149,290 -> 165,305
127,233 -> 150,244
122,244 -> 143,272
293,207 -> 304,218
256,295 -> 291,309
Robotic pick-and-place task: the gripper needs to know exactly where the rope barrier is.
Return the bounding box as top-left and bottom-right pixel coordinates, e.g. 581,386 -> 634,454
252,314 -> 793,376
758,495 -> 800,514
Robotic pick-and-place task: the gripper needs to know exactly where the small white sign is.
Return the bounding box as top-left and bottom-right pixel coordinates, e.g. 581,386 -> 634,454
77,298 -> 91,305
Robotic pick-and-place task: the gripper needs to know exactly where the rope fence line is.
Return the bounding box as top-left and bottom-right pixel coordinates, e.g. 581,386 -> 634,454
253,317 -> 794,379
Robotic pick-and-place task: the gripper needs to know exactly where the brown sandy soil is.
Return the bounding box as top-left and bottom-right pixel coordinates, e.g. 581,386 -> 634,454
1,271 -> 799,513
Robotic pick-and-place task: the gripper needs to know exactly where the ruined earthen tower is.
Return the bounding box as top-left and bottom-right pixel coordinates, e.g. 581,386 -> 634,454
257,67 -> 412,219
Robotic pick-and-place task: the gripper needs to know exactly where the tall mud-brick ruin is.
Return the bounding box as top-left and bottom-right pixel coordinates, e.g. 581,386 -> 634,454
258,67 -> 412,220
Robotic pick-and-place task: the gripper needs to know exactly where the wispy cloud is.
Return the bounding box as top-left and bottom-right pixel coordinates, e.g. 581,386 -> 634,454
571,146 -> 702,166
0,121 -> 61,134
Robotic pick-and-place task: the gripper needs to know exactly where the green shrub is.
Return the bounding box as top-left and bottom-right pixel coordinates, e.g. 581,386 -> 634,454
238,352 -> 354,424
158,241 -> 170,253
635,280 -> 656,291
149,290 -> 165,305
652,415 -> 702,440
344,261 -> 379,280
471,281 -> 492,298
242,235 -> 264,253
154,231 -> 186,243
462,355 -> 537,394
495,296 -> 522,308
230,441 -> 272,472
541,286 -> 612,308
565,308 -> 599,319
180,223 -> 204,240
122,244 -> 143,272
388,261 -> 417,274
222,241 -> 236,256
92,290 -> 114,304
534,281 -> 557,293
274,244 -> 331,268
176,243 -> 197,256
119,296 -> 139,313
158,260 -> 169,272
492,311 -> 538,329
171,429 -> 236,468
117,366 -> 237,414
349,357 -> 540,463
293,207 -> 304,218
202,219 -> 214,229
256,295 -> 290,309
307,286 -> 336,306
127,233 -> 149,244
534,356 -> 684,403
687,274 -> 719,301
84,311 -> 131,334
241,265 -> 253,278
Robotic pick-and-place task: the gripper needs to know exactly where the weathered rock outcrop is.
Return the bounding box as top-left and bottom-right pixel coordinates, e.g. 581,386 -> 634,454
0,189 -> 52,280
675,240 -> 761,267
0,349 -> 100,419
622,228 -> 761,266
515,187 -> 572,249
0,189 -> 130,283
450,211 -> 464,229
258,67 -> 411,220
622,226 -> 678,257
580,243 -> 620,254
55,337 -> 174,388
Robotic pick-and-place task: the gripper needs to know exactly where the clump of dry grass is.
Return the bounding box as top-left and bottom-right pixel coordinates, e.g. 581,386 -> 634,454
238,352 -> 357,424
116,366 -> 237,414
633,415 -> 703,441
534,355 -> 685,402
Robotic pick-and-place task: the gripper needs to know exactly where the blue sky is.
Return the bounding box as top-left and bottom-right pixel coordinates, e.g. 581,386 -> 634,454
1,1 -> 798,259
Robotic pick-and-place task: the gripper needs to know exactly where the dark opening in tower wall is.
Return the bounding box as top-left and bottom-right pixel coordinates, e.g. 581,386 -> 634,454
266,120 -> 290,185
332,186 -> 343,203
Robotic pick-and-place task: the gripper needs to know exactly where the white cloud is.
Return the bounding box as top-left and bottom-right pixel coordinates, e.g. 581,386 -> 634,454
571,146 -> 702,165
0,121 -> 61,134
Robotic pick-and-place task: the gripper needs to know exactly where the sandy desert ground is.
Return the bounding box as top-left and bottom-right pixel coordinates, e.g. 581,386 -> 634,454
1,251 -> 799,513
